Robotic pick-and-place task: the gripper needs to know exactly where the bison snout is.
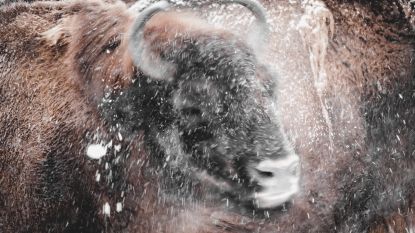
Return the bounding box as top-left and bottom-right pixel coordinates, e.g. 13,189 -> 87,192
249,154 -> 300,209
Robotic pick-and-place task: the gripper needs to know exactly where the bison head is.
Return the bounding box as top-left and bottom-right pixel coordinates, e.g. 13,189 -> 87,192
104,0 -> 300,209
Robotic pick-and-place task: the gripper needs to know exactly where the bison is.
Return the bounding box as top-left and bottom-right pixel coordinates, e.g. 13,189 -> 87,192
0,0 -> 300,232
1,0 -> 414,232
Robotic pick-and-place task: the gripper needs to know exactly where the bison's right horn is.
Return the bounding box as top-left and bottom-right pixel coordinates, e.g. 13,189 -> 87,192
128,1 -> 175,80
219,0 -> 270,41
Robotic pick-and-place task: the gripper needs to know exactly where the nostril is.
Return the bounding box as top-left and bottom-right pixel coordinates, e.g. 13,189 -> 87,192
255,168 -> 273,178
249,156 -> 300,209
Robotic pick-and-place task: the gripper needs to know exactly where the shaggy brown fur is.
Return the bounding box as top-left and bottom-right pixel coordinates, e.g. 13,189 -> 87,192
321,1 -> 415,232
263,0 -> 415,232
0,1 -> 111,232
0,1 -> 160,232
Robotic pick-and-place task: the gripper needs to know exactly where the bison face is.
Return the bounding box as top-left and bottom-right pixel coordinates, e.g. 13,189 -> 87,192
106,1 -> 300,209
155,34 -> 300,209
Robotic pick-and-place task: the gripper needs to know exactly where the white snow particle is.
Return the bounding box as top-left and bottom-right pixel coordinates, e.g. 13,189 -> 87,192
116,202 -> 123,212
106,140 -> 113,148
103,202 -> 111,216
86,144 -> 107,159
95,172 -> 101,182
114,144 -> 122,152
265,211 -> 270,218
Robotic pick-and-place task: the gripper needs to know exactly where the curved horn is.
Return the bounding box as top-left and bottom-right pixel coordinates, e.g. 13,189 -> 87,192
128,1 -> 171,76
219,0 -> 270,39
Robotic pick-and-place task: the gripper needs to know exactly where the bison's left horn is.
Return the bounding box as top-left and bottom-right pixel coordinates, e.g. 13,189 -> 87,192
128,1 -> 175,80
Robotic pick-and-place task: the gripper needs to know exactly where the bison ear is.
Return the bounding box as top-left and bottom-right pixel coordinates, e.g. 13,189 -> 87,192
127,1 -> 176,81
41,19 -> 71,47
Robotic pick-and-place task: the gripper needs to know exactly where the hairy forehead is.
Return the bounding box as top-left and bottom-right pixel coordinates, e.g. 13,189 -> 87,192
143,10 -> 243,43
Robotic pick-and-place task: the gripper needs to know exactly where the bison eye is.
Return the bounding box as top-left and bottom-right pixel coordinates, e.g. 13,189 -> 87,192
180,122 -> 213,148
181,107 -> 202,117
